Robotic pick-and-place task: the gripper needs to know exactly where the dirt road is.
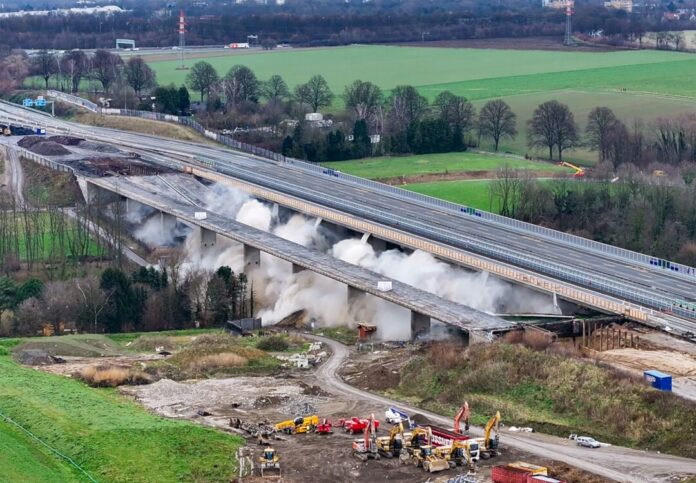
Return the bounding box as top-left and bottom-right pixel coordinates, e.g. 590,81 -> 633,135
309,335 -> 696,483
4,146 -> 24,204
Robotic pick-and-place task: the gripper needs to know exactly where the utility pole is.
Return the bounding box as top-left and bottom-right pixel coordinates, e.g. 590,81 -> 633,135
564,1 -> 574,46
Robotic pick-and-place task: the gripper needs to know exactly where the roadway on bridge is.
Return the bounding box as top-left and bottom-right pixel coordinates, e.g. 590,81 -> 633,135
1,102 -> 694,326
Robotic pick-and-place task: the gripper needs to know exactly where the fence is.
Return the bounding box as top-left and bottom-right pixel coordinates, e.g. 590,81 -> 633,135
44,90 -> 696,283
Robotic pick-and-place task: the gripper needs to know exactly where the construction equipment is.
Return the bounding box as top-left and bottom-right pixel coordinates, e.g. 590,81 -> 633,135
435,440 -> 479,471
258,447 -> 281,477
274,415 -> 319,434
352,414 -> 380,461
340,416 -> 381,434
385,407 -> 414,428
315,418 -> 333,434
477,411 -> 501,459
454,401 -> 470,434
376,422 -> 408,458
559,161 -> 585,177
412,444 -> 453,473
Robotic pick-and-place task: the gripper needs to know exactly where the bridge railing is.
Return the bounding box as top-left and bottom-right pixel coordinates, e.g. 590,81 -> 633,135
44,90 -> 696,283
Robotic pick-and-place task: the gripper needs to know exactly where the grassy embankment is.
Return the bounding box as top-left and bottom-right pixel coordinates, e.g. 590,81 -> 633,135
0,336 -> 244,482
389,342 -> 696,458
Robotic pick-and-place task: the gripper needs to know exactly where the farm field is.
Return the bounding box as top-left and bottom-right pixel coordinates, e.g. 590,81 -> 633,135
403,179 -> 498,211
0,336 -> 243,483
322,151 -> 570,180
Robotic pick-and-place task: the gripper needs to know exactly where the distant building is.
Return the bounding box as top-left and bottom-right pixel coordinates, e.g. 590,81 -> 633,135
604,0 -> 633,12
542,0 -> 569,9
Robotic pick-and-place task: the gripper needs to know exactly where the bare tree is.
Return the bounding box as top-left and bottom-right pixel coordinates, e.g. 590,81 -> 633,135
186,61 -> 220,102
343,80 -> 383,121
75,276 -> 109,333
387,85 -> 429,131
0,54 -> 29,94
32,50 -> 58,89
586,106 -> 619,163
261,74 -> 290,101
489,164 -> 521,217
124,57 -> 156,97
90,49 -> 123,93
478,99 -> 517,152
434,90 -> 476,135
527,100 -> 579,161
294,74 -> 334,112
41,280 -> 80,335
60,50 -> 88,93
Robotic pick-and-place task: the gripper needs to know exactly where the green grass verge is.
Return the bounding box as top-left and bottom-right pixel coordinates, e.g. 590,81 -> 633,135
0,351 -> 243,482
322,151 -> 569,179
403,179 -> 497,211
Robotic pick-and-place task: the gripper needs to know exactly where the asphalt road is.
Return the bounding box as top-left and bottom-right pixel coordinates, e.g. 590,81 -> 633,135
4,145 -> 24,205
310,334 -> 696,483
1,102 -> 695,327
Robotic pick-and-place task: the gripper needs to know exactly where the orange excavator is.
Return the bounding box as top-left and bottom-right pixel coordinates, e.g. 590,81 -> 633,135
454,401 -> 470,434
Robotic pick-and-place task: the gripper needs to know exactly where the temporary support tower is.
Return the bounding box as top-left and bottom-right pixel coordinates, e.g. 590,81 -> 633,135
177,9 -> 188,70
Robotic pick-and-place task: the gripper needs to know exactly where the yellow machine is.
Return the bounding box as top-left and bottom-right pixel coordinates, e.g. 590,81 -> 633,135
258,447 -> 280,477
274,415 -> 319,434
476,411 -> 501,459
434,440 -> 477,473
376,422 -> 408,458
411,445 -> 452,473
508,461 -> 548,476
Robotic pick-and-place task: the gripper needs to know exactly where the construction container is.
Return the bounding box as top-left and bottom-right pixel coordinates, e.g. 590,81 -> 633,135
644,370 -> 672,391
491,465 -> 534,483
507,462 -> 548,476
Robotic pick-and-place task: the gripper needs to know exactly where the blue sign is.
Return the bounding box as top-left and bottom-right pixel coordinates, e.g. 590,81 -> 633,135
22,98 -> 33,107
34,99 -> 46,107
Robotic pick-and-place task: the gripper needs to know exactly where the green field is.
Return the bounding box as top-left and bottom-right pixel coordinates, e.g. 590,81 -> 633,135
322,151 -> 570,179
404,179 -> 497,211
144,45 -> 696,162
0,337 -> 242,482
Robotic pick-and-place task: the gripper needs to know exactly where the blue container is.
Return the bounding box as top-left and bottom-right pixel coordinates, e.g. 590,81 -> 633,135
644,370 -> 672,391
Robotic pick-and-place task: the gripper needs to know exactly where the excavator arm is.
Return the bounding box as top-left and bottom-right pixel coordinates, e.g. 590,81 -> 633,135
483,411 -> 501,449
454,401 -> 470,434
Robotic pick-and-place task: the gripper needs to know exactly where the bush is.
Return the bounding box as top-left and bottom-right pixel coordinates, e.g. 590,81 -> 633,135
78,365 -> 151,387
189,353 -> 248,372
256,335 -> 289,352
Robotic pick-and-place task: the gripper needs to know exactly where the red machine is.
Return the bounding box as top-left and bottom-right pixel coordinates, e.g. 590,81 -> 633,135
454,401 -> 470,434
339,417 -> 381,434
315,418 -> 333,434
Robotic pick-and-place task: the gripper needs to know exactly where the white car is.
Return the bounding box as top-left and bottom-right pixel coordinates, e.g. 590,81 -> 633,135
575,436 -> 601,448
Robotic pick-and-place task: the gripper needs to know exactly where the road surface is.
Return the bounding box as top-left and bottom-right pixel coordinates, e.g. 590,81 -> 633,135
3,145 -> 24,205
309,334 -> 696,482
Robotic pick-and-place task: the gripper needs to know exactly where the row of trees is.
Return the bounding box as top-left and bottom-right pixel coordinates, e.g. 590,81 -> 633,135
0,264 -> 255,337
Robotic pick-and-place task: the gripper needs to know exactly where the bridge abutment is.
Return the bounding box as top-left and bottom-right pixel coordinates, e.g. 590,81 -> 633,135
410,311 -> 431,338
200,227 -> 216,254
244,244 -> 261,269
160,211 -> 177,232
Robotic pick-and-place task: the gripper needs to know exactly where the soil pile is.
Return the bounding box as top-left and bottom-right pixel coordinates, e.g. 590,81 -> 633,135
49,135 -> 84,146
25,140 -> 71,156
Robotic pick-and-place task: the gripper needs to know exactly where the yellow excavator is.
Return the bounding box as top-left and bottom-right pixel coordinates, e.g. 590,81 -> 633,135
376,422 -> 408,459
258,447 -> 281,477
407,426 -> 452,473
476,411 -> 501,459
434,440 -> 477,473
274,415 -> 319,434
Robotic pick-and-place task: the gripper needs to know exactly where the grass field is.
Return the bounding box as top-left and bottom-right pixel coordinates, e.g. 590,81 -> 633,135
404,179 -> 497,211
322,151 -> 570,179
0,336 -> 242,482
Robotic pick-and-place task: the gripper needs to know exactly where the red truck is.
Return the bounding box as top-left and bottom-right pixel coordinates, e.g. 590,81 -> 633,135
338,417 -> 381,434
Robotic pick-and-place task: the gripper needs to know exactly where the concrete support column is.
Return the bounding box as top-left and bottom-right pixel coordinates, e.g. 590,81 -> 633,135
292,263 -> 306,274
410,311 -> 431,338
80,181 -> 119,205
160,212 -> 176,232
347,285 -> 365,304
367,235 -> 387,253
200,227 -> 216,253
244,244 -> 261,269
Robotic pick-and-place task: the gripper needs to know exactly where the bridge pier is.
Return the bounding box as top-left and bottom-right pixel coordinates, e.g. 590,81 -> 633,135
347,285 -> 365,304
363,233 -> 387,252
79,180 -> 119,205
292,263 -> 306,274
200,227 -> 216,253
244,244 -> 261,269
410,311 -> 431,338
160,211 -> 177,232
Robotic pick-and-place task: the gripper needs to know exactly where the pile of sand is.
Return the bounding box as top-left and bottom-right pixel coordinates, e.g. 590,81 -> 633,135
600,348 -> 696,377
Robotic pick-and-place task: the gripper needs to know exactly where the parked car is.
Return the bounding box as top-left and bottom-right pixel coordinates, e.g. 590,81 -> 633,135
575,436 -> 601,448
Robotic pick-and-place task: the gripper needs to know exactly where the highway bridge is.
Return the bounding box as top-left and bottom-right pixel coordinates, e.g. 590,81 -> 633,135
1,99 -> 695,338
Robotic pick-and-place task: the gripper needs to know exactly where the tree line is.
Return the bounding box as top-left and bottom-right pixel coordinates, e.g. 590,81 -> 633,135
0,264 -> 255,337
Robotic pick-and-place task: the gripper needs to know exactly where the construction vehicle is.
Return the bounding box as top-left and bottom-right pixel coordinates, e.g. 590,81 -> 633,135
385,407 -> 414,428
476,411 -> 501,459
339,416 -> 381,434
258,447 -> 281,477
454,401 -> 470,434
274,415 -> 319,434
559,161 -> 585,178
406,426 -> 452,473
352,414 -> 380,461
315,418 -> 333,434
376,422 -> 408,458
434,440 -> 477,473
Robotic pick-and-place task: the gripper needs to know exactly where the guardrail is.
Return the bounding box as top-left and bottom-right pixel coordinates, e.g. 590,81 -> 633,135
44,90 -> 696,283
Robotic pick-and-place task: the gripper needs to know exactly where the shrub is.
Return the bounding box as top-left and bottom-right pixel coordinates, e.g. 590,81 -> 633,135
79,366 -> 130,387
189,353 -> 248,372
426,342 -> 464,370
256,335 -> 289,352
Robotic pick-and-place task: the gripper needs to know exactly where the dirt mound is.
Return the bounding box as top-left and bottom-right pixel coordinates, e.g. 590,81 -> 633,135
600,349 -> 696,377
14,349 -> 65,366
346,364 -> 400,392
73,157 -> 167,176
29,141 -> 71,156
17,136 -> 43,148
78,140 -> 120,153
276,309 -> 307,328
49,135 -> 84,146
